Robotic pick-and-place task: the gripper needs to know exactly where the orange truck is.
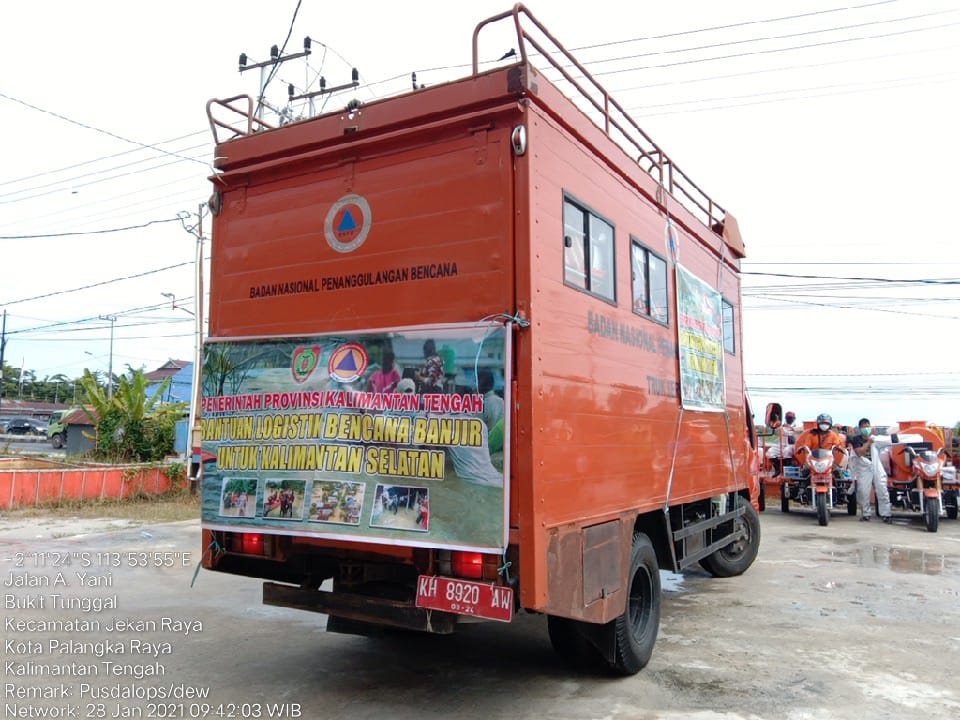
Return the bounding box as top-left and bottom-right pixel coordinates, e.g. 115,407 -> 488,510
199,5 -> 759,675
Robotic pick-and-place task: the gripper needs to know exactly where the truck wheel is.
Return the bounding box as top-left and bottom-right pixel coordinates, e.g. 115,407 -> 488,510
781,482 -> 790,513
51,433 -> 64,449
816,493 -> 829,526
948,503 -> 958,521
610,533 -> 660,675
924,498 -> 939,533
846,494 -> 857,516
699,495 -> 761,578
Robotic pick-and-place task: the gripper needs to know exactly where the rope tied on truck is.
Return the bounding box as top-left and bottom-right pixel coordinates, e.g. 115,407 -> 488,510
191,537 -> 224,588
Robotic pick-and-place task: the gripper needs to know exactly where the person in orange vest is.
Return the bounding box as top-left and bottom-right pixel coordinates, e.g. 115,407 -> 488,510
796,413 -> 846,480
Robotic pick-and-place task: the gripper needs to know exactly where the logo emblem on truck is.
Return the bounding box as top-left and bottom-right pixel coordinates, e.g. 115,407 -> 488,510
325,194 -> 372,253
291,345 -> 322,384
328,343 -> 369,383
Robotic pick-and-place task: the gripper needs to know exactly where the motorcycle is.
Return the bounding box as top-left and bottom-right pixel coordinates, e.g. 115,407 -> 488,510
782,443 -> 851,526
887,444 -> 947,533
943,462 -> 959,520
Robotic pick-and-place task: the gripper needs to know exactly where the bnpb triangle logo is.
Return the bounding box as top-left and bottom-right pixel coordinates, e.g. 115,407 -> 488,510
291,345 -> 321,384
325,194 -> 372,253
328,343 -> 369,383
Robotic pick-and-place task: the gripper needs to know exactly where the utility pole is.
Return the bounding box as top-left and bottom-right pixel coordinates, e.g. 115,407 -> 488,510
178,204 -> 207,487
0,310 -> 6,416
99,315 -> 117,398
188,203 -> 206,484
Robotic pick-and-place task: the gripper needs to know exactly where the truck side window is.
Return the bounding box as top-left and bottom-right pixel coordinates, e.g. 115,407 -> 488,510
564,198 -> 615,302
631,239 -> 668,325
722,298 -> 735,354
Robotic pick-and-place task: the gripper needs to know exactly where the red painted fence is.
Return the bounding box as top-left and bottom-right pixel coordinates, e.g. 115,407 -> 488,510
0,460 -> 181,510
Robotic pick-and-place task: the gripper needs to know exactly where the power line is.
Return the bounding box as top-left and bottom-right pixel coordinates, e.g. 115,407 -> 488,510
570,0 -> 903,52
608,42 -> 960,95
0,215 -> 184,241
256,0 -> 305,116
0,261 -> 194,306
0,142 -> 209,204
744,293 -> 960,319
747,370 -> 960,377
0,91 -> 210,168
743,271 -> 960,285
582,7 -> 957,69
590,17 -> 960,77
624,70 -> 960,112
633,72 -> 960,117
0,131 -> 208,192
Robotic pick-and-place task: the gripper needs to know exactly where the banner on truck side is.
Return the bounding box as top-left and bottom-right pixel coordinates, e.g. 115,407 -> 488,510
199,323 -> 510,552
676,265 -> 725,411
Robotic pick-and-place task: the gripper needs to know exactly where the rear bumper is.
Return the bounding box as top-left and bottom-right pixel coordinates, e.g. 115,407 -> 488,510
262,581 -> 457,634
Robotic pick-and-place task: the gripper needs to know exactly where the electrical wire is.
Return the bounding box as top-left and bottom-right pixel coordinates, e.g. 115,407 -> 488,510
744,271 -> 960,285
624,70 -> 960,112
0,142 -> 209,204
581,7 -> 958,69
608,42 -> 960,95
0,261 -> 194,306
591,18 -> 960,77
0,215 -> 184,241
0,91 -> 210,169
256,0 -> 304,116
0,130 -> 208,190
570,0 -> 904,52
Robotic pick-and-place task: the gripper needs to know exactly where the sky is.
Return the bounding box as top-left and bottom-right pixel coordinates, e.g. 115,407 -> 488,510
1,0 -> 958,426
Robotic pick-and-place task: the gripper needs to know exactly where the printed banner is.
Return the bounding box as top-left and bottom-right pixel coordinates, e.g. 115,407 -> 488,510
676,265 -> 725,411
200,323 -> 509,551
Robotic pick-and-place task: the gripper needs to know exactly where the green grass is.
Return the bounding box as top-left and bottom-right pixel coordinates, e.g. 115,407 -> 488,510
1,487 -> 201,524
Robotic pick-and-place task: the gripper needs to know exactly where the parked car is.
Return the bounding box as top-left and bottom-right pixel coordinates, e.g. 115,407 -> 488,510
4,417 -> 48,436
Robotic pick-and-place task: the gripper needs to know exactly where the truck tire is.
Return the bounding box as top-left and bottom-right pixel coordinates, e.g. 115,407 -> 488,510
609,532 -> 660,675
51,433 -> 64,449
699,495 -> 761,578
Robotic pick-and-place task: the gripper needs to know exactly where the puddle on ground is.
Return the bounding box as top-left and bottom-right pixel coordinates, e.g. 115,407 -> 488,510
824,545 -> 954,575
781,533 -> 860,546
780,533 -> 956,574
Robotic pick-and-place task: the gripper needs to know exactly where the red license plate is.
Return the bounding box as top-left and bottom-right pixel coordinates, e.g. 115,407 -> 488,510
416,575 -> 514,623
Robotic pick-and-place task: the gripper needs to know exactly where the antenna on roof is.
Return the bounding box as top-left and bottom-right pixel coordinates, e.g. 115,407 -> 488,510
290,68 -> 361,118
238,37 -> 313,122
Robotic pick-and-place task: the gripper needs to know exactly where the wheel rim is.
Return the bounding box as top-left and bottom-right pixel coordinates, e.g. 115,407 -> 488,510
721,515 -> 749,560
628,564 -> 653,642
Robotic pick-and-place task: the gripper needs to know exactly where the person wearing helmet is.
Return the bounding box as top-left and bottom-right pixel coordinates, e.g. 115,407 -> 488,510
846,418 -> 892,523
795,413 -> 846,480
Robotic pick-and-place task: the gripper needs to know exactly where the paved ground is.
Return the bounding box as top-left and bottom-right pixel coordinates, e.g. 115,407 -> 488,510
1,506 -> 958,720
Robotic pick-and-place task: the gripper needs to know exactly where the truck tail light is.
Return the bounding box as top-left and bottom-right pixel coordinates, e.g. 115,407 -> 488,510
452,551 -> 484,579
240,533 -> 265,555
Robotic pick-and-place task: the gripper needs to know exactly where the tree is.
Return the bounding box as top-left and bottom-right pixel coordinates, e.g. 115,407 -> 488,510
78,369 -> 186,462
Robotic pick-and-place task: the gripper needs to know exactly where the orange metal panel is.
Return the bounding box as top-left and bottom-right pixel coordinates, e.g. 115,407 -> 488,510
210,121 -> 518,339
517,95 -> 749,610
